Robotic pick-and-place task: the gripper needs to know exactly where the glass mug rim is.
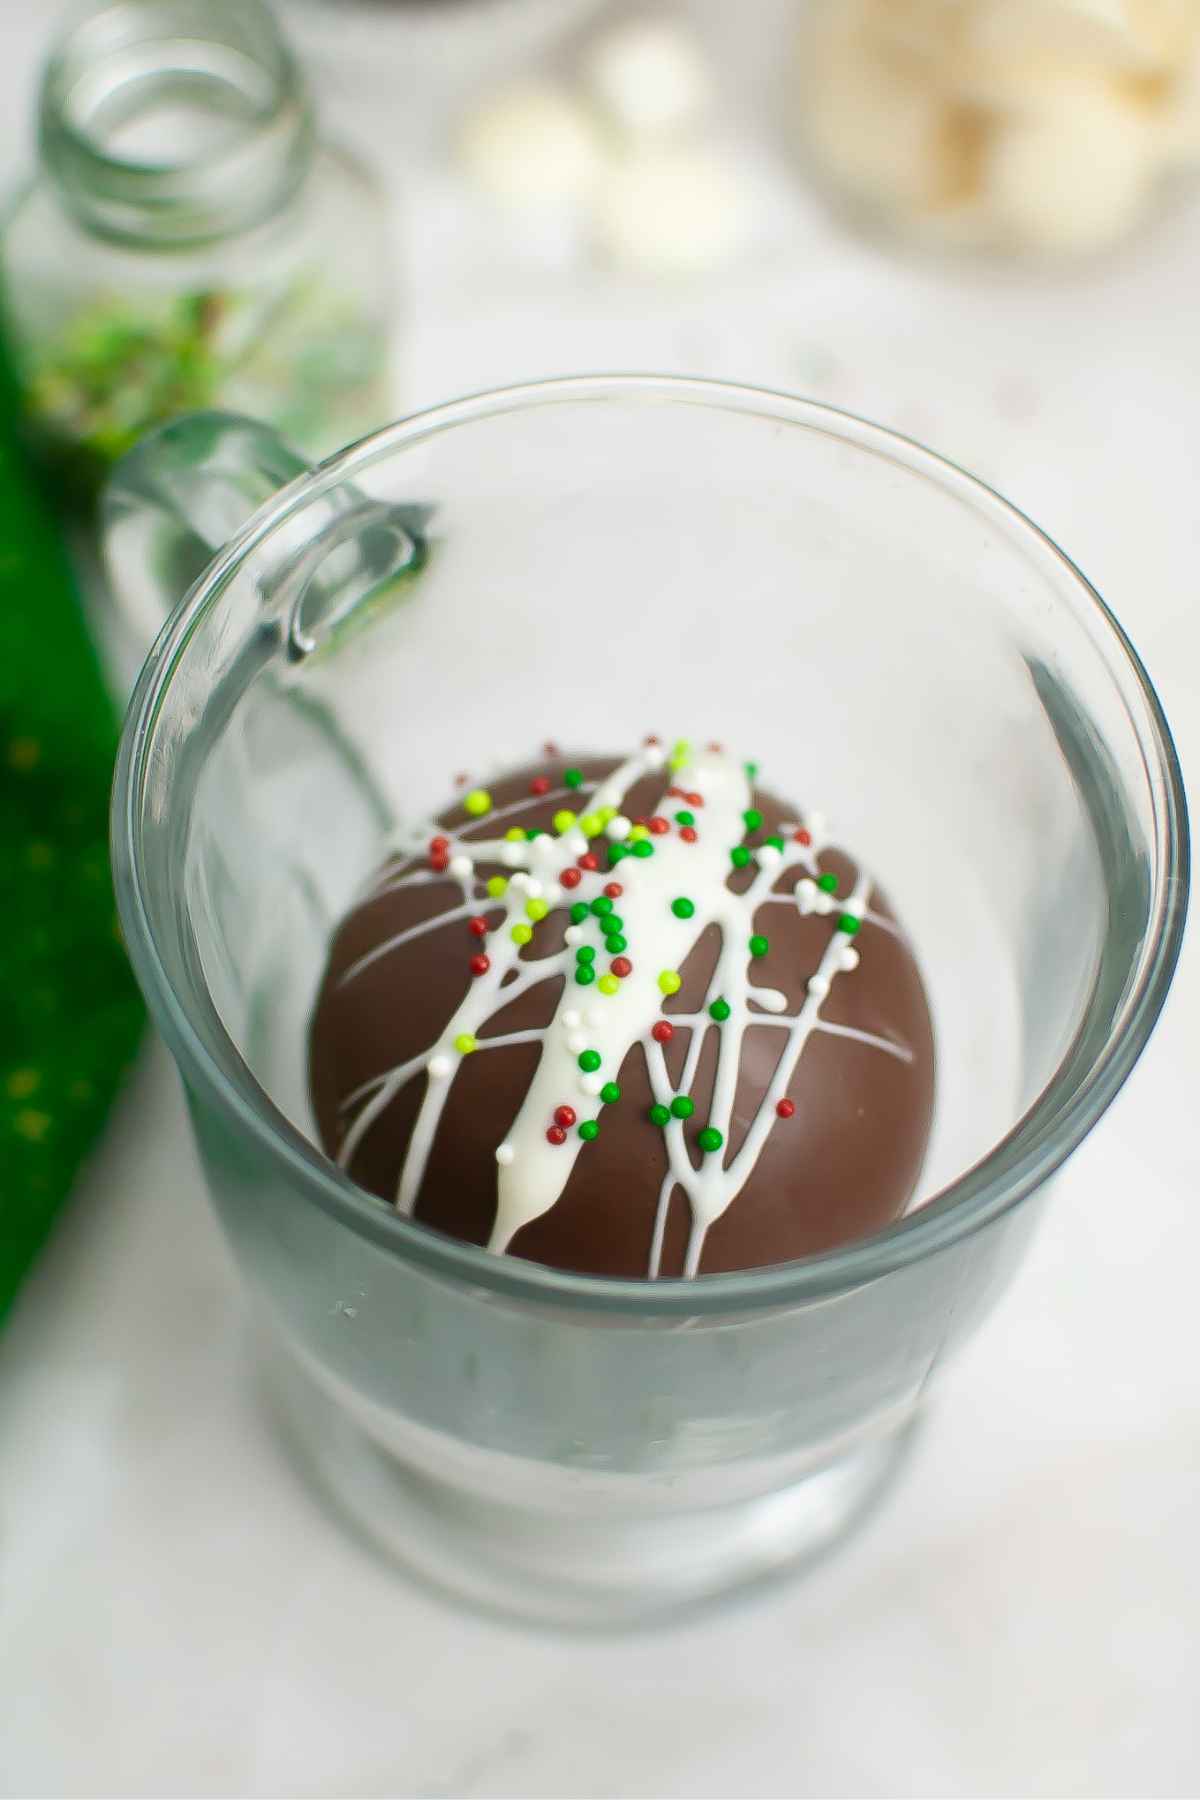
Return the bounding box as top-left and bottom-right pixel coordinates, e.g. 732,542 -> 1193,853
111,375 -> 1190,1315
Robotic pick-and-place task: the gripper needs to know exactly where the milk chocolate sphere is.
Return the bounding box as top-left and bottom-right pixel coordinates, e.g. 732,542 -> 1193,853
309,741 -> 934,1279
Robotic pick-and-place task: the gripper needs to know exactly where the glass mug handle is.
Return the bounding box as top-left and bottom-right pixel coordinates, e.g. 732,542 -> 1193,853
101,409 -> 423,692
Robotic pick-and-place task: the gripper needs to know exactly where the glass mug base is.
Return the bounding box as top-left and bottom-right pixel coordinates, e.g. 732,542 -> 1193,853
261,1328 -> 920,1629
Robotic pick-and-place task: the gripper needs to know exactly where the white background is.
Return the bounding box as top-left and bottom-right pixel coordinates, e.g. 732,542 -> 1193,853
1,3 -> 1198,1795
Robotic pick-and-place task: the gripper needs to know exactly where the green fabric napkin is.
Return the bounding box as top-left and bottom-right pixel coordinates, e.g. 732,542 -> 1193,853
0,346 -> 143,1327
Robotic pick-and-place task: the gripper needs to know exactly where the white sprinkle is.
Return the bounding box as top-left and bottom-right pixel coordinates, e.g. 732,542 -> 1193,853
449,854 -> 473,879
840,945 -> 861,972
815,891 -> 834,916
502,843 -> 522,867
544,882 -> 563,905
567,1031 -> 588,1054
796,878 -> 817,915
495,1142 -> 515,1167
562,1009 -> 582,1029
753,986 -> 788,1013
524,877 -> 544,899
643,745 -> 665,770
564,926 -> 584,947
758,844 -> 782,870
533,836 -> 557,863
509,870 -> 529,891
606,814 -> 632,841
580,1073 -> 604,1097
567,832 -> 589,856
428,1053 -> 453,1079
808,974 -> 830,999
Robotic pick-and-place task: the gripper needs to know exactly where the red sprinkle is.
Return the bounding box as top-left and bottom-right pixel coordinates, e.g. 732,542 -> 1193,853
686,791 -> 704,807
680,826 -> 698,843
430,835 -> 449,854
794,828 -> 812,847
546,1125 -> 567,1146
468,916 -> 488,937
469,953 -> 490,977
530,775 -> 551,796
554,1104 -> 577,1129
776,1099 -> 796,1120
604,882 -> 623,898
429,851 -> 449,872
578,852 -> 599,872
651,1021 -> 675,1044
667,786 -> 685,800
561,866 -> 582,889
611,956 -> 632,978
648,815 -> 670,835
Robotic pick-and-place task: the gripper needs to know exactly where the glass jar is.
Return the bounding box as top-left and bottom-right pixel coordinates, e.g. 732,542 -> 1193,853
0,0 -> 394,520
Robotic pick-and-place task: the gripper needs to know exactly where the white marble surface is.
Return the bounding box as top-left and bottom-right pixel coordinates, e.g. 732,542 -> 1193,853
2,4 -> 1199,1795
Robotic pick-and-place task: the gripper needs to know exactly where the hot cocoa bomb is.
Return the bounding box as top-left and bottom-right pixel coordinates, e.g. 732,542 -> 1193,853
309,740 -> 934,1280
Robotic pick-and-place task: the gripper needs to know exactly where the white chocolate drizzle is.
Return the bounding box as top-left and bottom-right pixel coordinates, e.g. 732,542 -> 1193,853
334,741 -> 913,1279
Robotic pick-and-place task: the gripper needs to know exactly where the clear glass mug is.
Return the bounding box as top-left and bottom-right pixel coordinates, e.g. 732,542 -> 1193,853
106,379 -> 1188,1627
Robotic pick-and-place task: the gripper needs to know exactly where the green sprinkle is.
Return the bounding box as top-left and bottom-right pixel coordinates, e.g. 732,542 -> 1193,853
730,846 -> 751,869
570,902 -> 589,925
575,965 -> 596,986
604,914 -> 624,934
698,1126 -> 725,1154
464,788 -> 492,817
524,827 -> 543,841
575,944 -> 595,963
675,809 -> 695,827
743,808 -> 763,832
632,840 -> 654,859
649,1103 -> 671,1128
486,876 -> 508,899
591,895 -> 614,918
598,974 -> 620,995
600,1081 -> 621,1105
608,842 -> 629,864
604,933 -> 628,954
671,897 -> 695,919
818,872 -> 838,894
744,760 -> 759,779
579,1119 -> 600,1142
564,768 -> 584,789
670,1095 -> 695,1120
749,934 -> 769,957
578,1049 -> 602,1073
837,913 -> 862,935
764,835 -> 785,852
709,998 -> 731,1021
